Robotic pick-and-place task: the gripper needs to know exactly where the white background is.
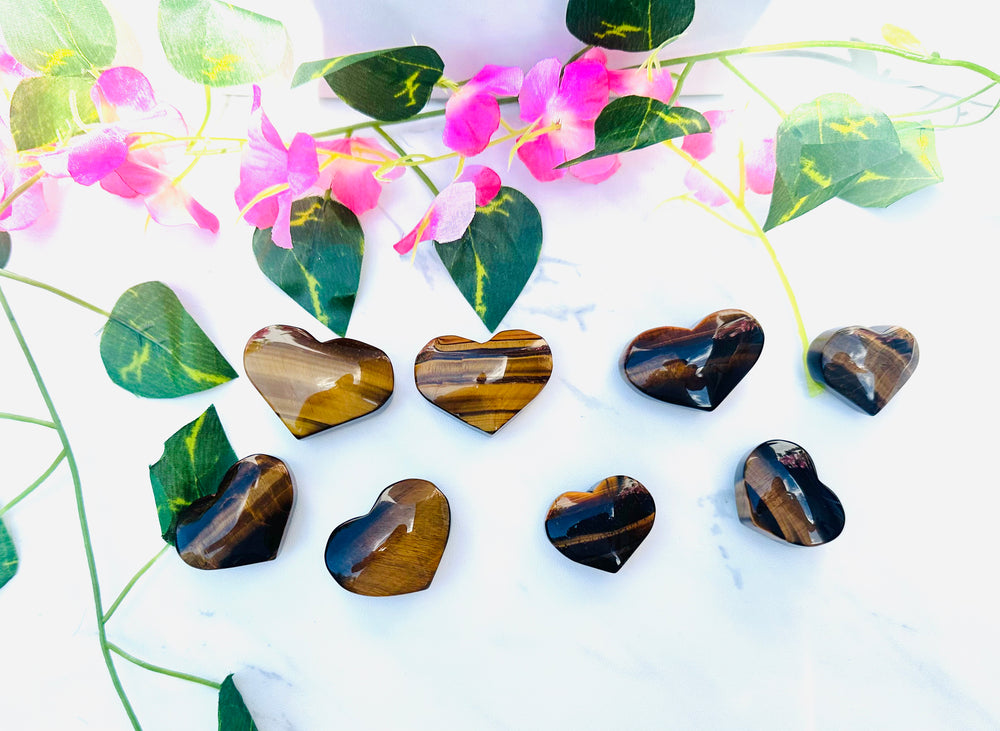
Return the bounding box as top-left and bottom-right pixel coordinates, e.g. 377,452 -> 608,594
2,1 -> 999,729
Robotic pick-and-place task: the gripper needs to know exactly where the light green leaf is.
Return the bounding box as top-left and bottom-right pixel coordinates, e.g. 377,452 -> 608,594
218,674 -> 258,731
149,405 -> 236,545
0,0 -> 116,76
837,122 -> 943,207
293,46 -> 444,122
9,75 -> 99,151
565,0 -> 695,51
0,518 -> 18,589
436,187 -> 542,332
0,233 -> 10,269
157,0 -> 288,87
252,197 -> 364,336
99,281 -> 238,398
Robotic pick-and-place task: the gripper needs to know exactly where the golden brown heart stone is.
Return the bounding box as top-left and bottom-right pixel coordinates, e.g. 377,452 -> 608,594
414,329 -> 552,434
244,325 -> 393,438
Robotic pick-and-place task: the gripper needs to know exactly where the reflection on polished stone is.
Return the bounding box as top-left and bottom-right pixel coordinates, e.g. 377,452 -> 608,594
807,325 -> 918,415
621,309 -> 764,411
175,454 -> 294,569
244,324 -> 393,438
736,440 -> 844,547
414,329 -> 552,434
545,475 -> 655,573
325,479 -> 450,596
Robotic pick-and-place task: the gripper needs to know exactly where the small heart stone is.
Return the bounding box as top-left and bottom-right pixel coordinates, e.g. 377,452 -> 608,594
414,329 -> 552,434
325,479 -> 450,596
807,325 -> 918,415
175,454 -> 294,570
545,476 -> 655,573
736,440 -> 844,547
621,309 -> 764,411
244,324 -> 393,439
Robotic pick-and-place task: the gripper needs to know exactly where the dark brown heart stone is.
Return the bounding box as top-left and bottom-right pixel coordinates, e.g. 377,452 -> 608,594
244,324 -> 393,438
736,440 -> 844,547
175,454 -> 294,569
807,325 -> 918,415
545,476 -> 655,573
325,479 -> 450,596
414,329 -> 552,434
621,309 -> 764,411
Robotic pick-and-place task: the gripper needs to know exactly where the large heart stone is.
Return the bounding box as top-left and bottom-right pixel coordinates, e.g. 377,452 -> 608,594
545,475 -> 655,573
621,309 -> 764,411
175,454 -> 294,569
807,325 -> 918,415
325,479 -> 450,596
414,329 -> 552,434
736,440 -> 845,547
244,324 -> 393,439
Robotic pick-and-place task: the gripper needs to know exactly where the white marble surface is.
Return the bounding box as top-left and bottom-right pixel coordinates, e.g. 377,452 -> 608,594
2,1 -> 999,729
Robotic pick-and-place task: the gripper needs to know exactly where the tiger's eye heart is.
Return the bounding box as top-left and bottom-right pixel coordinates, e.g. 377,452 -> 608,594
244,325 -> 393,439
621,309 -> 764,411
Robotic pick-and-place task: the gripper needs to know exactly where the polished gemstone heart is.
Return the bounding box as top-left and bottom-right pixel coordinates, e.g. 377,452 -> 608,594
175,454 -> 294,569
807,325 -> 918,415
621,309 -> 764,411
244,324 -> 393,438
325,479 -> 450,596
414,329 -> 552,434
736,440 -> 844,547
545,476 -> 655,573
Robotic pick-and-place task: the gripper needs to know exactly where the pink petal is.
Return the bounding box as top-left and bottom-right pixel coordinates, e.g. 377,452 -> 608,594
92,67 -> 157,115
682,110 -> 728,160
520,58 -> 561,122
286,132 -> 319,195
516,130 -> 566,182
329,159 -> 384,215
104,158 -> 168,197
556,58 -> 609,121
608,67 -> 674,104
268,192 -> 295,249
569,154 -> 620,184
457,165 -> 501,205
145,184 -> 220,233
443,92 -> 501,156
581,48 -> 608,65
66,127 -> 129,185
467,64 -> 523,97
392,181 -> 477,254
248,86 -> 287,157
683,167 -> 729,207
745,137 -> 776,195
393,225 -> 421,255
0,166 -> 45,231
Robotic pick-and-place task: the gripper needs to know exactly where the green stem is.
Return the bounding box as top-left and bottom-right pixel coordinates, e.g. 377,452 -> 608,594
0,269 -> 112,318
667,62 -> 694,104
719,56 -> 785,117
189,86 -> 212,150
917,95 -> 1000,128
0,170 -> 44,218
892,81 -> 998,118
374,125 -> 440,196
0,448 -> 66,518
0,412 -> 57,428
106,643 -> 222,691
103,545 -> 170,624
567,45 -> 594,64
311,97 -> 519,139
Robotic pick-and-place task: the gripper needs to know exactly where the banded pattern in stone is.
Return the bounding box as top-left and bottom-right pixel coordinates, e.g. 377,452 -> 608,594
414,329 -> 552,434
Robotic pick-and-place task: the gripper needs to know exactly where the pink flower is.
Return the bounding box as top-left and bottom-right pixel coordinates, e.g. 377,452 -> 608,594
315,137 -> 403,216
1,121 -> 45,231
516,57 -> 619,184
583,49 -> 674,103
443,65 -> 523,157
681,110 -> 776,206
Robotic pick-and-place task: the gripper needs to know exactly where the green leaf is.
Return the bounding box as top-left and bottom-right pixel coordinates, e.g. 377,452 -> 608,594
0,232 -> 10,269
252,197 -> 364,336
9,75 -> 99,151
561,96 -> 707,166
99,281 -> 238,398
149,405 -> 236,544
293,46 -> 444,122
0,518 -> 18,589
435,187 -> 542,332
0,0 -> 116,76
218,674 -> 258,731
837,122 -> 943,207
565,0 -> 695,51
157,0 -> 288,87
764,93 -> 901,230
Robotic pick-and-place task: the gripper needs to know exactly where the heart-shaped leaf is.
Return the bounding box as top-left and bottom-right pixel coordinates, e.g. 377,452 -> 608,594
149,405 -> 237,545
0,517 -> 18,589
566,0 -> 695,51
252,197 -> 364,336
435,187 -> 542,332
9,76 -> 99,151
0,233 -> 10,268
837,122 -> 943,208
561,96 -> 708,167
218,674 -> 259,730
293,46 -> 444,122
157,0 -> 288,87
100,281 -> 238,398
0,0 -> 116,76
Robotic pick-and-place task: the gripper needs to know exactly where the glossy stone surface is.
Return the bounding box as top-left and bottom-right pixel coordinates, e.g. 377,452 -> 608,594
414,329 -> 552,434
621,309 -> 764,411
807,325 -> 918,415
175,454 -> 294,569
325,479 -> 450,596
244,325 -> 393,439
545,476 -> 655,573
736,440 -> 845,547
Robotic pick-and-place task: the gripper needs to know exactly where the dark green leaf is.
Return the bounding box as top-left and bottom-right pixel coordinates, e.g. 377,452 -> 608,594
561,96 -> 707,166
566,0 -> 695,51
764,93 -> 900,230
435,187 -> 542,332
218,674 -> 258,731
158,0 -> 288,87
0,0 -> 116,76
0,518 -> 18,589
149,405 -> 236,544
0,232 -> 10,268
293,46 -> 444,122
100,281 -> 238,398
253,197 -> 365,336
837,122 -> 943,207
9,75 -> 99,151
